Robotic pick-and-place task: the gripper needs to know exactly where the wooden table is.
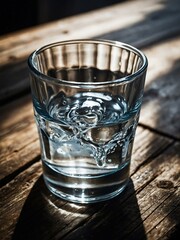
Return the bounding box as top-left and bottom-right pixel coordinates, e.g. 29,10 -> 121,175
0,0 -> 179,239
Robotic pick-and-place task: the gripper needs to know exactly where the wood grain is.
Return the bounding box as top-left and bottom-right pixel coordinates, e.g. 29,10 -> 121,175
0,0 -> 180,102
140,37 -> 180,139
0,95 -> 33,135
0,162 -> 42,240
0,0 -> 174,64
0,142 -> 178,240
0,0 -> 180,239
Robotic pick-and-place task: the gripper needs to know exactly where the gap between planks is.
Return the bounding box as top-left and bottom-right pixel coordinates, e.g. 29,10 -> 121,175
0,154 -> 40,188
139,123 -> 180,142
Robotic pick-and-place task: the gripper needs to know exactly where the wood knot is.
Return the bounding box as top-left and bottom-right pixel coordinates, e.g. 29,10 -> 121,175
9,55 -> 17,60
62,30 -> 69,34
157,180 -> 174,189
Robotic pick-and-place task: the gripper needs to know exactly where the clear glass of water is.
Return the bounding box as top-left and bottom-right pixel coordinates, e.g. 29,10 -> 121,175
28,39 -> 148,203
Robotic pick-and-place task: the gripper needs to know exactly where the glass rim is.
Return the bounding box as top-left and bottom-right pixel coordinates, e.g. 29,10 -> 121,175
28,39 -> 148,88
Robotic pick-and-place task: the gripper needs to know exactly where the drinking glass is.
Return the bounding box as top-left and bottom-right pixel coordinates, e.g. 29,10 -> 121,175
28,39 -> 148,203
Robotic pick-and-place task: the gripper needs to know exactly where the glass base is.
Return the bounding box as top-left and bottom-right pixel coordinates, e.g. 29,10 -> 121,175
44,177 -> 129,204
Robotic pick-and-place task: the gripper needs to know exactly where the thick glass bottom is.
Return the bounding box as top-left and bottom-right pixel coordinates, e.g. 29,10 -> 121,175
43,175 -> 129,204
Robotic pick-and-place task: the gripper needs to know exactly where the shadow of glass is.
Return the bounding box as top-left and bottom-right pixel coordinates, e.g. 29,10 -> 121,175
12,177 -> 146,240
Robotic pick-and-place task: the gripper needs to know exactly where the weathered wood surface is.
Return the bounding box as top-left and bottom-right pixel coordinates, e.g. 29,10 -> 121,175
140,37 -> 180,139
0,139 -> 179,240
0,0 -> 180,239
0,0 -> 180,102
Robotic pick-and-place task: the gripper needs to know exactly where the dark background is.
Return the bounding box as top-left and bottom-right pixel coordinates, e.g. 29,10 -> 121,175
0,0 -> 124,36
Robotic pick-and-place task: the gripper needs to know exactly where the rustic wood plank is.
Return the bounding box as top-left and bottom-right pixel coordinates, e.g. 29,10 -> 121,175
131,127 -> 173,174
61,143 -> 180,240
0,0 -> 180,102
0,121 -> 39,182
0,123 -> 37,158
98,1 -> 180,48
0,141 -> 178,240
0,94 -> 33,136
0,139 -> 40,185
0,95 -> 40,182
0,0 -> 175,64
129,143 -> 180,239
0,60 -> 29,104
0,162 -> 42,240
146,202 -> 179,240
140,37 -> 180,139
0,162 -> 105,240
